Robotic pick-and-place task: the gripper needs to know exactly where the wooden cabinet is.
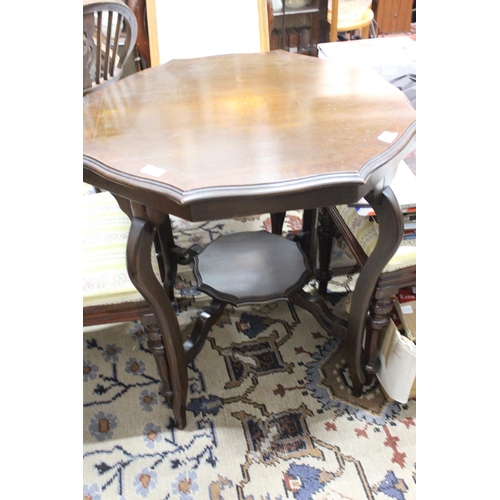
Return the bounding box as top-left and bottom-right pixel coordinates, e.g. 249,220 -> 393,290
372,0 -> 414,35
269,0 -> 329,56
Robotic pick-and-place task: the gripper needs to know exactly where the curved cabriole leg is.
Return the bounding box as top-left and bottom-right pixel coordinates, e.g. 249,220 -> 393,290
114,196 -> 179,302
345,186 -> 403,395
126,204 -> 188,429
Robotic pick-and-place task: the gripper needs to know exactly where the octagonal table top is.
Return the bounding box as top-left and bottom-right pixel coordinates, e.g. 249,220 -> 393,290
83,50 -> 416,220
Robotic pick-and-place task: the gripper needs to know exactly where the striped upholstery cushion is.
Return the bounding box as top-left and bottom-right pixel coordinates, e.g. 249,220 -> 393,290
83,191 -> 150,307
337,205 -> 416,273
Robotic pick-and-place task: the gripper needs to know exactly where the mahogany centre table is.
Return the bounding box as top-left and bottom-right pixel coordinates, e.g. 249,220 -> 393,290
83,50 -> 416,429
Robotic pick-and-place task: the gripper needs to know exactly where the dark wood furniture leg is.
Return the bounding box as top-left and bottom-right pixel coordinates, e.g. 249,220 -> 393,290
341,187 -> 403,395
270,209 -> 317,270
364,266 -> 416,383
123,201 -> 231,429
316,207 -> 336,296
141,312 -> 174,407
317,187 -> 406,396
363,295 -> 393,383
126,202 -> 189,429
325,197 -> 416,391
290,208 -> 318,272
271,212 -> 286,235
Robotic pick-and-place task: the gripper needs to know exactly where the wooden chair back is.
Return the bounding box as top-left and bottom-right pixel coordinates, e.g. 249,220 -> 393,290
83,0 -> 138,95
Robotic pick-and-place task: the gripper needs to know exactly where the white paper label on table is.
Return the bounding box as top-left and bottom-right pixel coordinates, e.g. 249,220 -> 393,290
378,131 -> 398,143
141,164 -> 166,177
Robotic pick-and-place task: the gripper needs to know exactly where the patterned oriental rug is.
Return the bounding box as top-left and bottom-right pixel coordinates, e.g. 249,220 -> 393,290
83,213 -> 416,500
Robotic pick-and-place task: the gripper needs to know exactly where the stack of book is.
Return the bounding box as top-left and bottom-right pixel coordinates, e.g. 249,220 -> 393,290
390,286 -> 417,341
401,208 -> 416,240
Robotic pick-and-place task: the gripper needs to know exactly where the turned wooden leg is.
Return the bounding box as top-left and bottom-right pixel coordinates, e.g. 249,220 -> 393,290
141,313 -> 174,408
316,207 -> 336,296
271,212 -> 286,235
154,219 -> 178,302
363,295 -> 393,385
299,208 -> 318,271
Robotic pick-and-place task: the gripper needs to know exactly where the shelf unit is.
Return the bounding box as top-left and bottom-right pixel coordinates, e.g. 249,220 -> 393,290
270,0 -> 329,56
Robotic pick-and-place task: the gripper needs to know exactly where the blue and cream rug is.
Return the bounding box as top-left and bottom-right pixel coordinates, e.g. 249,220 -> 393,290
83,214 -> 416,500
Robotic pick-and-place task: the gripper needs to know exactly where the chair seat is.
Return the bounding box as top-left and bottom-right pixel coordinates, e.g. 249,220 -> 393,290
328,7 -> 374,31
337,204 -> 416,273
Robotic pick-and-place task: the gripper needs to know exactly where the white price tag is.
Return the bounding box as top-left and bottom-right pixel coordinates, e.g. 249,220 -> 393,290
140,164 -> 166,177
400,304 -> 414,314
378,131 -> 398,143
